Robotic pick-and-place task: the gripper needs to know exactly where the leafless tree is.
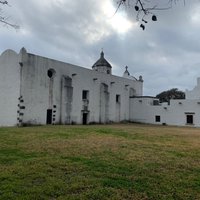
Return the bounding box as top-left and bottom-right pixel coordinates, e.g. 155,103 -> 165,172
0,1 -> 19,29
116,0 -> 185,30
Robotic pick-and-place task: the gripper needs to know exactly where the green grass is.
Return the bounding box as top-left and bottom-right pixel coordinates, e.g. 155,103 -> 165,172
0,124 -> 200,200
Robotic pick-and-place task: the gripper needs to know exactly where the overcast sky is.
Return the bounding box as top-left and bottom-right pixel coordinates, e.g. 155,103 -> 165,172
1,0 -> 200,95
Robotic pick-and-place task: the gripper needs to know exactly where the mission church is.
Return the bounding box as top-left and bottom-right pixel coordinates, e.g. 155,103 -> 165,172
1,48 -> 200,127
0,48 -> 143,126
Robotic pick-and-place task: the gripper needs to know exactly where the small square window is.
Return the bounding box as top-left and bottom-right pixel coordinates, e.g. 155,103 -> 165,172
186,115 -> 193,124
155,115 -> 160,122
153,100 -> 159,105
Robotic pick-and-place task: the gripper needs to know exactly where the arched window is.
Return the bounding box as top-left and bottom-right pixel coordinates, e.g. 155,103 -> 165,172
47,69 -> 56,78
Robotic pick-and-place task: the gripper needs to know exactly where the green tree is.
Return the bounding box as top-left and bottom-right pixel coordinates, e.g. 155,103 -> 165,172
156,88 -> 185,103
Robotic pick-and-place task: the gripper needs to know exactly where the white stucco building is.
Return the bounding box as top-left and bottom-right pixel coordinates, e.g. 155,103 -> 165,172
1,47 -> 200,127
130,78 -> 200,127
0,48 -> 143,126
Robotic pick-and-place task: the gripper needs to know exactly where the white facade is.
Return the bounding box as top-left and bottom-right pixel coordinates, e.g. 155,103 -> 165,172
130,81 -> 200,127
0,48 -> 143,126
2,48 -> 200,127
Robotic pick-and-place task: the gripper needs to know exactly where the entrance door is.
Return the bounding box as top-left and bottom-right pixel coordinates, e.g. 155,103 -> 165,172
82,113 -> 88,125
46,109 -> 52,124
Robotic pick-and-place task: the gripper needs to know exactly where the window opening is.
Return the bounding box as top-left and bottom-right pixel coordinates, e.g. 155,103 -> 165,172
116,94 -> 120,103
82,90 -> 89,100
47,69 -> 56,78
155,115 -> 160,122
153,100 -> 159,105
186,115 -> 193,124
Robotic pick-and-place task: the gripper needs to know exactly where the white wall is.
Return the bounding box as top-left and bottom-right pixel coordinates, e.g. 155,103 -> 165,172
130,97 -> 200,127
19,49 -> 143,125
0,50 -> 20,126
185,77 -> 200,99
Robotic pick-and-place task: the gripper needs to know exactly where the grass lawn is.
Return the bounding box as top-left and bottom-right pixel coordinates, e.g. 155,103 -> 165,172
0,124 -> 200,200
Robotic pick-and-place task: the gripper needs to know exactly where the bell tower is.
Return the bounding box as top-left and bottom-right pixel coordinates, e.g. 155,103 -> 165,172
92,51 -> 112,74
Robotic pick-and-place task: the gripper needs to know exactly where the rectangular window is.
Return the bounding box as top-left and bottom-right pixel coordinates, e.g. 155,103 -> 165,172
116,94 -> 120,103
82,90 -> 89,100
155,115 -> 160,122
186,115 -> 193,124
153,100 -> 159,105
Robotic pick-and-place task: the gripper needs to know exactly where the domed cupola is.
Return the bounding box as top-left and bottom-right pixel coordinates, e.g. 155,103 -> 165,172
123,66 -> 130,78
92,51 -> 112,74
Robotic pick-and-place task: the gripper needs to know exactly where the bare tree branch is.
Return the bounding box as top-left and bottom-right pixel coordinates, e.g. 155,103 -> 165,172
0,1 -> 19,29
0,1 -> 8,5
116,0 -> 185,30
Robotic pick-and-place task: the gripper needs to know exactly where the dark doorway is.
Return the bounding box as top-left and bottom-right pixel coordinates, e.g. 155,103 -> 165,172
46,109 -> 52,124
186,115 -> 193,124
82,113 -> 88,125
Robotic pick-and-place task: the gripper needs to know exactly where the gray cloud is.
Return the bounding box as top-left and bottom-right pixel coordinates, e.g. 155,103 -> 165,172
1,0 -> 200,95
